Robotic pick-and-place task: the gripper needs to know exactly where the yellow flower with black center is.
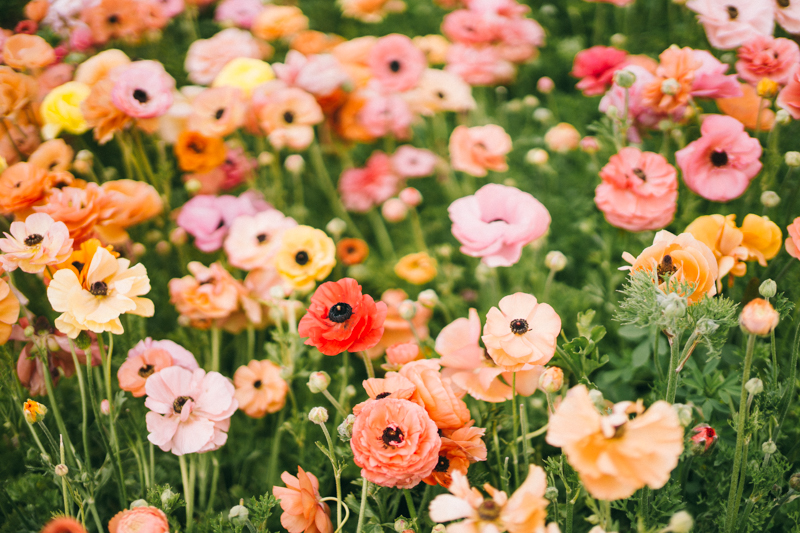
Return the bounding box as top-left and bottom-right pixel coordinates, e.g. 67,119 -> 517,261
274,226 -> 336,292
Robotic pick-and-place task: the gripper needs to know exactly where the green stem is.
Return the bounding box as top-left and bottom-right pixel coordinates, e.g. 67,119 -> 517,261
60,436 -> 70,516
368,209 -> 396,261
180,455 -> 194,533
206,455 -> 219,513
409,208 -> 427,252
149,443 -> 155,489
267,410 -> 287,488
322,390 -> 347,418
665,331 -> 682,403
210,327 -> 221,373
519,401 -> 531,473
38,349 -> 79,468
511,372 -> 520,487
68,341 -> 91,473
309,141 -> 363,239
360,351 -> 375,380
337,352 -> 350,424
99,334 -> 126,503
403,489 -> 417,521
356,478 -> 368,533
320,423 -> 342,533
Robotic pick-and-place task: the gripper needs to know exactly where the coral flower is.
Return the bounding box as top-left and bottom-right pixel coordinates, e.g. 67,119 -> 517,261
252,83 -> 324,151
0,163 -> 48,215
185,28 -> 266,86
685,0 -> 774,50
367,289 -> 432,358
482,293 -> 561,372
621,230 -> 719,304
717,83 -> 774,130
785,217 -> 800,260
339,151 -> 400,213
544,123 -> 581,153
224,209 -> 297,271
368,33 -> 427,93
298,277 -> 387,356
108,507 -> 169,533
81,0 -> 147,44
777,68 -> 800,120
689,50 -> 741,99
675,115 -> 762,202
145,366 -> 237,455
337,238 -> 369,266
571,46 -> 628,96
448,183 -> 551,268
74,49 -> 130,87
251,5 -> 308,41
273,50 -> 350,98
274,226 -> 336,292
641,45 -> 700,114
188,87 -> 245,138
40,517 -> 88,533
449,125 -> 512,177
397,359 -> 471,429
82,79 -> 133,145
169,262 -> 241,323
423,424 -> 487,488
0,67 -> 37,121
175,131 -> 227,174
3,34 -> 55,70
34,184 -> 108,243
234,359 -> 288,418
0,213 -> 72,274
118,338 -> 198,397
594,148 -> 678,232
350,397 -> 441,488
445,43 -> 515,87
110,61 -> 174,119
546,385 -> 684,500
27,139 -> 73,172
40,81 -> 91,139
395,252 -> 437,285
736,35 -> 800,86
429,465 -> 549,533
740,298 -> 780,336
97,180 -> 163,243
272,467 -> 333,533
385,342 -> 421,369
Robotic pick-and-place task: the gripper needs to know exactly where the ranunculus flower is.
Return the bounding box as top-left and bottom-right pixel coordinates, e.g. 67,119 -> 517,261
3,34 -> 55,70
449,124 -> 512,177
391,145 -> 437,178
251,82 -> 324,151
546,385 -> 684,500
777,68 -> 800,120
448,183 -> 550,267
111,61 -> 175,119
367,289 -> 432,358
340,0 -> 405,22
108,506 -> 169,533
543,123 -> 580,153
641,45 -> 699,115
175,130 -> 227,174
717,82 -> 775,130
736,35 -> 800,86
786,216 -> 800,260
185,28 -> 266,86
169,262 -> 242,323
40,81 -> 91,139
118,338 -> 199,398
176,192 -> 269,253
251,5 -> 308,41
408,68 -> 476,115
368,33 -> 426,93
0,213 -> 73,274
740,297 -> 779,336
34,184 -> 107,243
691,50 -> 741,98
570,45 -> 628,96
27,139 -> 73,172
357,89 -> 413,139
685,0 -> 774,50
41,517 -> 88,533
145,366 -> 237,455
445,43 -> 515,87
234,359 -> 288,418
350,397 -> 441,488
422,423 -> 487,488
775,0 -> 800,34
397,359 -> 471,429
0,279 -> 20,346
273,50 -> 351,97
394,252 -> 437,285
96,180 -> 163,244
188,87 -> 245,138
224,209 -> 297,271
298,277 -> 387,355
272,467 -> 333,533
339,151 -> 400,213
212,57 -> 275,97
214,0 -> 263,29
675,115 -> 762,202
274,225 -> 336,292
0,162 -> 48,215
594,148 -> 678,232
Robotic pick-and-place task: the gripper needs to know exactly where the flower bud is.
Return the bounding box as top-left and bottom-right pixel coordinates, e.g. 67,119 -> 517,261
505,99 -> 522,112
761,191 -> 780,208
418,289 -> 438,308
545,251 -> 567,272
382,198 -> 408,223
663,510 -> 693,533
394,519 -> 408,532
155,241 -> 171,255
526,148 -> 549,167
398,300 -> 417,320
169,227 -> 188,246
537,76 -> 555,94
672,403 -> 693,427
307,371 -> 331,393
760,279 -> 777,299
740,298 -> 779,336
23,399 -> 47,424
745,378 -> 763,395
605,105 -> 619,120
786,151 -> 800,167
533,107 -> 553,123
257,151 -> 274,167
544,486 -> 559,501
762,440 -> 777,454
776,109 -> 791,125
229,503 -> 249,525
610,33 -> 626,47
100,399 -> 110,415
757,78 -> 779,99
184,178 -> 202,194
539,367 -> 564,393
658,292 -> 687,320
661,78 -> 680,95
131,242 -> 146,258
695,318 -> 718,336
432,526 -> 447,533
338,414 -> 356,442
284,154 -> 305,174
55,464 -> 69,477
613,69 -> 636,88
345,385 -> 356,398
588,389 -> 605,410
579,136 -> 600,154
789,472 -> 800,490
689,424 -> 717,456
23,325 -> 34,337
161,488 -> 175,506
75,331 -> 93,350
399,187 -> 422,207
308,406 -> 328,424
326,218 -> 347,238
130,499 -> 148,509
522,95 -> 540,107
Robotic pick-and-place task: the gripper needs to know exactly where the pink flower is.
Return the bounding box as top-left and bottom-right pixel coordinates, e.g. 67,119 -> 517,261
675,115 -> 762,202
339,151 -> 400,212
570,46 -> 628,96
391,145 -> 437,178
775,0 -> 800,34
145,366 -> 237,455
446,43 -> 515,86
358,90 -> 413,139
448,183 -> 550,267
252,82 -> 324,151
214,0 -> 264,29
778,68 -> 800,120
449,124 -> 512,177
0,213 -> 73,274
185,28 -> 266,86
496,18 -> 544,63
442,10 -> 498,44
176,192 -> 270,252
128,338 -> 199,370
152,0 -> 184,18
224,209 -> 297,271
118,338 -> 198,398
272,467 -> 333,533
273,51 -> 350,97
111,61 -> 175,119
786,217 -> 800,260
685,0 -> 774,50
219,144 -> 257,190
691,50 -> 742,98
368,34 -> 427,93
599,65 -> 664,142
736,36 -> 800,86
595,148 -> 679,232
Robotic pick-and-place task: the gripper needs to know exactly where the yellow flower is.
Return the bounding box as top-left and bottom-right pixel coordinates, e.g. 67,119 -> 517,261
757,78 -> 779,99
40,81 -> 91,139
394,252 -> 437,285
740,214 -> 781,266
23,399 -> 47,424
47,247 -> 154,338
212,58 -> 274,97
274,226 -> 335,292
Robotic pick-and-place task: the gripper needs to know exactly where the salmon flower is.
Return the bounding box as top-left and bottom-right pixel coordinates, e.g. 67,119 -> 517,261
118,338 -> 199,398
0,213 -> 72,274
423,423 -> 487,488
339,151 -> 400,213
0,279 -> 19,345
367,289 -> 432,357
0,162 -> 48,215
34,183 -> 108,243
272,467 -> 333,533
169,262 -> 241,324
546,385 -> 684,500
398,359 -> 471,429
340,0 -> 406,23
252,83 -> 324,151
110,61 -> 175,119
449,125 -> 512,177
188,87 -> 245,138
27,139 -> 73,172
2,34 -> 55,70
234,359 -> 288,418
40,517 -> 87,533
74,49 -> 130,87
336,238 -> 369,266
368,33 -> 426,93
82,78 -> 133,145
274,226 -> 336,292
736,35 -> 800,87
97,180 -> 163,244
641,45 -> 700,114
251,5 -> 308,42
298,277 -> 387,356
185,28 -> 267,86
108,507 -> 169,533
785,217 -> 800,260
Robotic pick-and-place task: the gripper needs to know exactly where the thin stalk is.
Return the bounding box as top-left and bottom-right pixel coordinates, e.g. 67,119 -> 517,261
519,402 -> 531,472
180,455 -> 194,533
770,329 -> 778,385
408,208 -> 427,252
322,390 -> 347,418
566,487 -> 579,533
511,372 -> 520,487
665,331 -> 682,403
99,335 -> 126,502
320,423 -> 342,532
149,443 -> 155,488
514,423 -> 549,443
309,141 -> 363,239
68,341 -> 91,472
403,489 -> 417,521
356,478 -> 369,533
60,436 -> 70,516
210,327 -> 221,373
206,456 -> 219,513
360,351 -> 375,380
269,151 -> 286,210
266,409 -> 287,488
732,438 -> 750,529
39,350 -> 79,467
337,352 -> 350,424
368,209 -> 396,261
653,328 -> 664,381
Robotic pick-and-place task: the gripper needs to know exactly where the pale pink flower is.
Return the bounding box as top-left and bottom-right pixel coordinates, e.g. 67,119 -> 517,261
214,0 -> 263,29
358,90 -> 413,139
449,124 -> 512,177
368,33 -> 427,93
0,213 -> 72,274
391,145 -> 437,178
145,366 -> 237,456
446,43 -> 515,86
675,115 -> 762,202
690,50 -> 741,98
496,18 -> 544,63
406,68 -> 476,115
185,28 -> 266,85
448,183 -> 550,267
685,0 -> 774,50
736,35 -> 800,86
151,0 -> 184,18
442,10 -> 498,44
339,151 -> 400,212
187,86 -> 246,138
224,210 -> 297,271
775,0 -> 800,34
111,61 -> 175,119
273,51 -> 351,97
176,192 -> 270,253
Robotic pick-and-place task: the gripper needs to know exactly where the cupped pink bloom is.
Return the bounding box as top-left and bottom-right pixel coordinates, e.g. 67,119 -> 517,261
151,0 -> 184,18
449,124 -> 512,177
339,151 -> 400,212
442,10 -> 498,45
214,0 -> 264,29
685,0 -> 774,50
391,145 -> 437,178
736,36 -> 800,86
358,90 -> 413,139
176,192 -> 270,253
675,114 -> 762,202
0,213 -> 72,274
778,68 -> 800,120
145,366 -> 237,455
220,145 -> 257,190
775,0 -> 800,34
496,18 -> 545,63
368,34 -> 427,93
594,148 -> 679,232
273,51 -> 351,97
691,50 -> 742,99
467,0 -> 529,17
571,46 -> 628,96
446,43 -> 515,86
449,183 -> 550,267
252,82 -> 324,151
224,209 -> 297,271
185,28 -> 266,85
111,61 -> 175,119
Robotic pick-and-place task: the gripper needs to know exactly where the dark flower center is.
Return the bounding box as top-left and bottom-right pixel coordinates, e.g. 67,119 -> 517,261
295,250 -> 309,265
328,302 -> 353,323
253,379 -> 263,389
778,0 -> 790,7
89,281 -> 108,296
436,91 -> 445,99
189,142 -> 204,154
657,254 -> 677,282
107,14 -> 119,23
24,233 -> 43,246
256,233 -> 268,243
389,60 -> 401,73
434,456 -> 450,472
632,168 -> 646,181
217,218 -> 225,230
477,500 -> 501,521
173,396 -> 193,413
710,150 -> 728,167
215,108 -> 225,120
726,5 -> 738,19
72,261 -> 85,271
283,111 -> 295,124
488,218 -> 508,224
510,318 -> 529,335
376,392 -> 391,399
132,89 -> 149,104
381,425 -> 405,446
138,364 -> 155,378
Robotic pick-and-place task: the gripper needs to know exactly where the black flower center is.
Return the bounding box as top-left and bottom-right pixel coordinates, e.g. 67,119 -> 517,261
778,0 -> 790,7
376,392 -> 391,399
295,250 -> 309,265
283,111 -> 295,124
711,150 -> 728,167
72,261 -> 85,272
632,168 -> 646,181
24,233 -> 43,246
107,14 -> 119,23
328,302 -> 353,323
215,108 -> 225,120
381,425 -> 405,447
389,60 -> 401,73
89,281 -> 108,296
132,89 -> 149,104
477,500 -> 501,521
253,380 -> 263,389
510,318 -> 529,335
138,364 -> 155,378
436,91 -> 445,99
256,233 -> 268,244
657,254 -> 677,282
173,396 -> 193,413
726,5 -> 738,19
434,456 -> 450,472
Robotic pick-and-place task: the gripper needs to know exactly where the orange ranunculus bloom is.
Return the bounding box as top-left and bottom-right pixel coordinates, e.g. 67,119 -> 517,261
546,385 -> 684,501
398,359 -> 471,430
423,423 -> 487,488
174,130 -> 227,174
0,162 -> 48,215
2,34 -> 55,71
622,230 -> 718,304
233,359 -> 288,418
716,83 -> 774,131
272,467 -> 333,533
27,139 -> 73,172
251,5 -> 308,42
24,0 -> 49,22
96,180 -> 162,243
739,214 -> 782,265
641,45 -> 700,114
0,67 -> 38,119
333,92 -> 376,143
289,31 -> 345,56
41,517 -> 88,533
336,238 -> 369,266
81,78 -> 133,145
81,0 -> 145,44
52,238 -> 119,286
108,506 -> 169,533
34,184 -> 108,243
394,252 -> 437,285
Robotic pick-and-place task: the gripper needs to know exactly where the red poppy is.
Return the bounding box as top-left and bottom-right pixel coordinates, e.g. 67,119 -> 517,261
689,424 -> 718,455
298,278 -> 387,356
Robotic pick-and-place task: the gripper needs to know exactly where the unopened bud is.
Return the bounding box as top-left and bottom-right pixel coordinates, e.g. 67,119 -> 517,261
613,69 -> 636,88
610,33 -> 627,47
659,292 -> 687,320
418,289 -> 438,308
326,218 -> 347,238
284,154 -> 305,174
522,95 -> 540,108
762,440 -> 777,454
545,251 -> 567,272
533,107 -> 553,123
308,406 -> 328,424
661,78 -> 680,95
75,331 -> 92,351
786,151 -> 800,167
169,227 -> 188,246
539,367 -> 564,393
740,298 -> 779,336
605,105 -> 619,120
161,488 -> 175,506
100,399 -> 110,415
382,198 -> 408,223
673,403 -> 693,427
155,241 -> 171,255
257,151 -> 274,167
184,178 -> 202,194
663,510 -> 693,533
526,148 -> 549,166
131,242 -> 146,258
338,414 -> 356,442
55,464 -> 68,477
789,472 -> 800,490
588,389 -> 605,410
398,300 -> 417,320
579,136 -> 600,154
229,504 -> 249,524
399,187 -> 422,207
745,378 -> 764,395
761,191 -> 780,208
760,279 -> 777,299
537,76 -> 555,94
23,325 -> 34,337
689,424 -> 718,456
695,318 -> 719,336
307,371 -> 331,393
394,519 -> 408,532
432,526 -> 447,533
130,499 -> 148,509
23,399 -> 47,424
544,486 -> 559,501
757,78 -> 779,99
776,109 -> 791,125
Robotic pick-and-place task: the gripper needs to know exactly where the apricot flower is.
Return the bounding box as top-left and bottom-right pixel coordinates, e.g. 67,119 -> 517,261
272,467 -> 333,533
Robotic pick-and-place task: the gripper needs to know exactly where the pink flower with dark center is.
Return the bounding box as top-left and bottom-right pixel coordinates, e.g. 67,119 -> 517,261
176,192 -> 270,252
357,90 -> 413,139
775,0 -> 800,34
445,43 -> 515,86
685,0 -> 773,50
442,10 -> 498,45
571,46 -> 628,96
736,35 -> 800,86
339,151 -> 400,213
368,34 -> 427,93
111,61 -> 175,119
391,145 -> 437,178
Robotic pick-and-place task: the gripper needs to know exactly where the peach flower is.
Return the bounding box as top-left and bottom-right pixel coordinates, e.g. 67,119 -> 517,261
0,278 -> 20,345
82,78 -> 133,145
0,162 -> 48,215
786,217 -> 800,260
0,67 -> 38,120
251,5 -> 308,42
252,82 -> 324,151
777,67 -> 800,120
169,262 -> 241,324
449,124 -> 512,177
40,517 -> 88,533
224,209 -> 297,271
423,423 -> 487,488
398,359 -> 471,430
716,83 -> 774,130
188,86 -> 245,138
34,184 -> 108,243
543,123 -> 580,153
406,69 -> 476,115
340,0 -> 406,23
366,289 -> 432,358
641,45 -> 700,114
350,397 -> 441,488
354,374 -> 417,415
233,359 -> 288,418
27,139 -> 73,172
736,35 -> 800,86
385,342 -> 421,368
3,34 -> 55,70
0,213 -> 72,274
74,49 -> 130,87
80,0 -> 148,44
108,506 -> 169,533
482,293 -> 561,372
272,467 -> 333,533
97,180 -> 163,243
546,385 -> 684,500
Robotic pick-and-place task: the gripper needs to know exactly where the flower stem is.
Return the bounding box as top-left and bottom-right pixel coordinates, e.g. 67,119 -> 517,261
368,209 -> 396,261
356,477 -> 369,533
360,351 -> 375,379
322,389 -> 347,418
664,331 -> 682,403
337,352 -> 350,423
210,327 -> 221,373
519,402 -> 531,473
180,454 -> 194,533
68,341 -> 91,473
403,489 -> 417,522
309,141 -> 363,239
60,435 -> 70,516
408,208 -> 427,252
511,372 -> 520,487
99,334 -> 126,502
38,349 -> 79,468
320,423 -> 342,532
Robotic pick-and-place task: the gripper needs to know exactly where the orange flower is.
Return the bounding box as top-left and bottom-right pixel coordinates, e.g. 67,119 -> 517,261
28,139 -> 73,172
53,238 -> 119,286
394,252 -> 437,284
233,359 -> 288,418
449,125 -> 512,177
289,31 -> 345,56
175,131 -> 227,174
168,262 -> 241,324
252,5 -> 308,42
0,162 -> 48,215
273,467 -> 333,533
339,0 -> 406,23
108,506 -> 169,533
423,423 -> 487,488
621,230 -> 718,304
398,359 -> 471,430
41,517 -> 88,533
0,67 -> 38,119
188,87 -> 245,139
74,49 -> 131,87
2,34 -> 55,71
24,0 -> 49,22
385,342 -> 421,368
81,0 -> 145,44
333,92 -> 375,142
740,298 -> 779,336
0,277 -> 20,345
97,180 -> 163,243
0,116 -> 40,165
366,289 -> 432,357
642,45 -> 700,114
34,183 -> 108,243
546,385 -> 684,500
717,83 -> 774,131
336,238 -> 369,266
81,78 -> 133,145
739,214 -> 782,265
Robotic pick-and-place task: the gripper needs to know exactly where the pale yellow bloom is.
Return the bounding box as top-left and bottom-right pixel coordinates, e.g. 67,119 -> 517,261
212,58 -> 274,97
274,225 -> 335,292
40,81 -> 91,139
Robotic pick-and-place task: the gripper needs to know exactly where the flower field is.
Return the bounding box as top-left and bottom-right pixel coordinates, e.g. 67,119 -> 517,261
2,0 -> 800,532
